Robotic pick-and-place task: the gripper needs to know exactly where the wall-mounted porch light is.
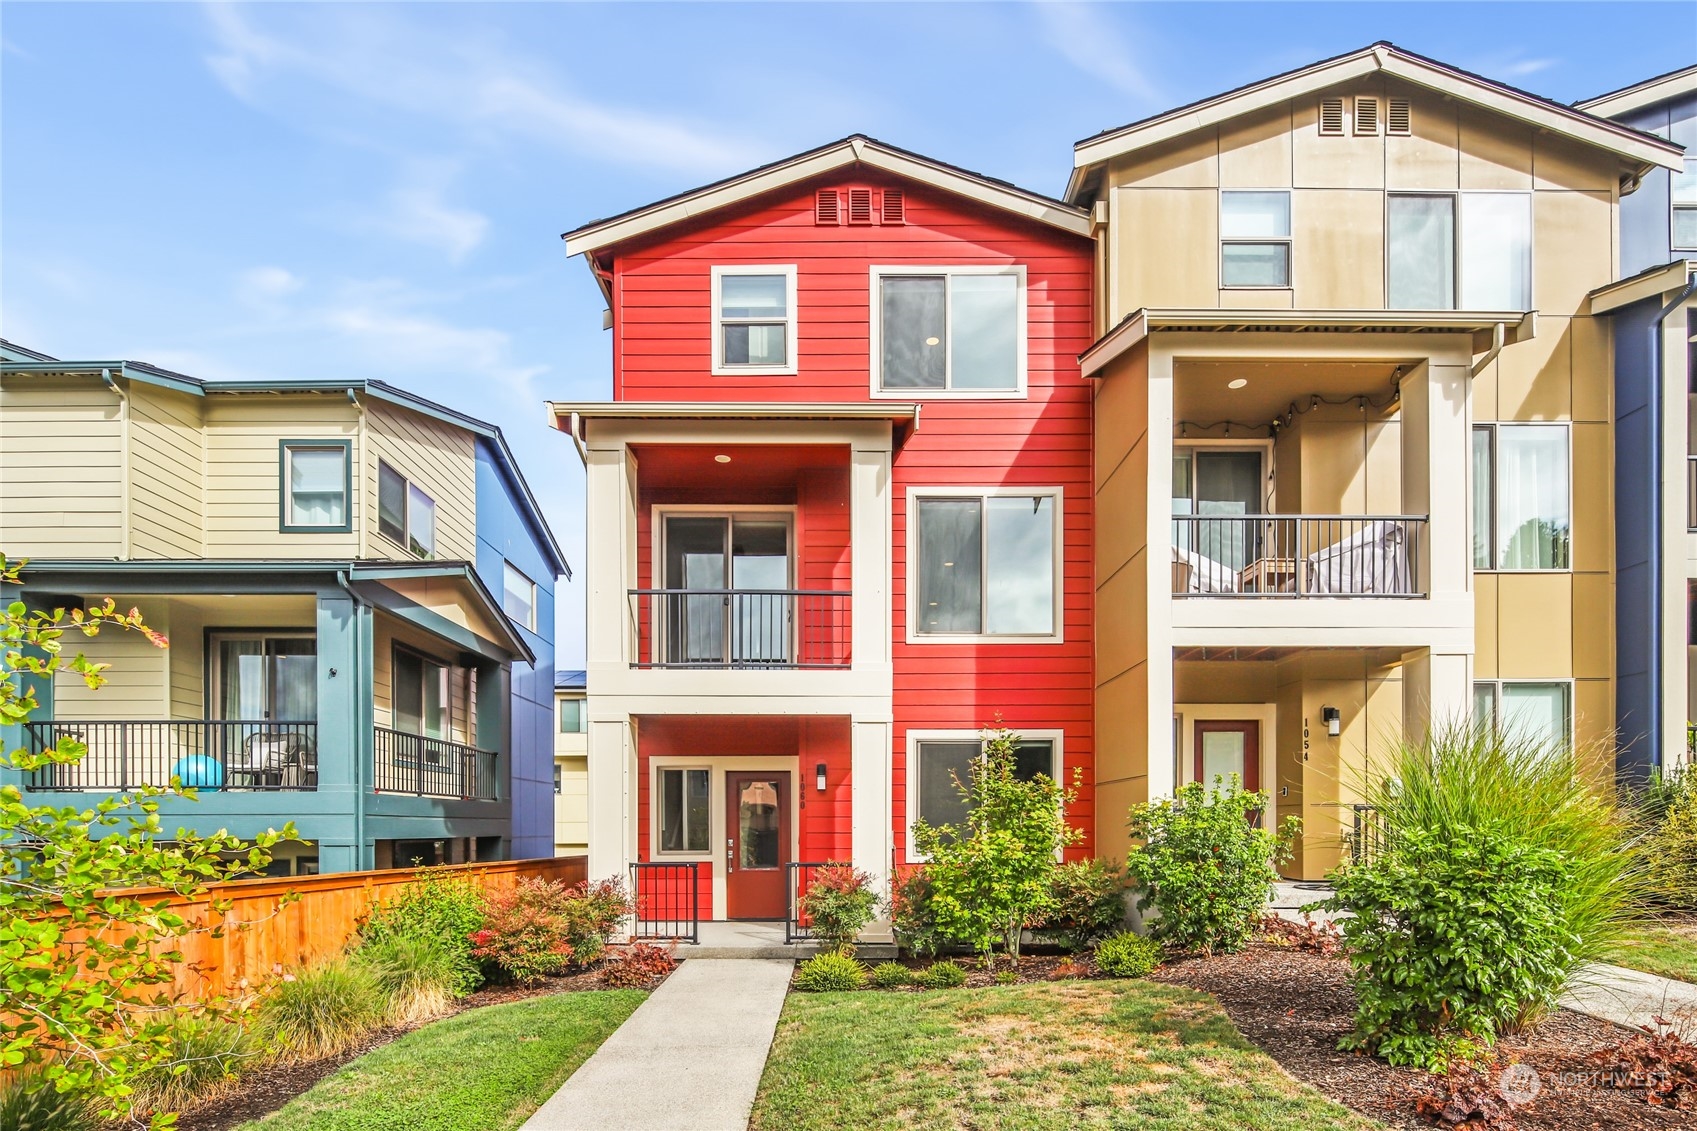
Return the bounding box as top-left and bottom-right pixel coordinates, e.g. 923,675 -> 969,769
815,762 -> 828,793
1321,706 -> 1342,737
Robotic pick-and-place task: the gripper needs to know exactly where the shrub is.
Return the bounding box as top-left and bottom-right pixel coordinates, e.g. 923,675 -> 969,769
1094,931 -> 1162,978
800,863 -> 879,953
1322,723 -> 1641,1071
911,961 -> 967,989
130,1010 -> 260,1117
560,876 -> 635,967
601,943 -> 678,989
1591,1023 -> 1697,1109
1259,913 -> 1344,957
868,962 -> 912,988
1125,777 -> 1297,956
1037,858 -> 1126,951
258,958 -> 386,1061
361,867 -> 486,995
354,934 -> 458,1025
1640,767 -> 1697,912
794,952 -> 867,992
912,726 -> 1081,959
0,1070 -> 97,1131
890,868 -> 940,959
994,970 -> 1019,985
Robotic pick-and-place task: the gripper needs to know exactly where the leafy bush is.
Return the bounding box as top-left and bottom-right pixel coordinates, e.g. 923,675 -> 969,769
994,970 -> 1020,985
800,863 -> 879,953
130,1011 -> 260,1117
794,952 -> 867,992
601,943 -> 678,989
910,961 -> 967,989
560,876 -> 635,968
912,726 -> 1081,959
1259,914 -> 1344,957
361,866 -> 487,995
0,1070 -> 97,1131
868,961 -> 912,988
890,868 -> 940,959
1094,931 -> 1162,978
1410,1065 -> 1521,1130
469,878 -> 579,983
259,958 -> 385,1061
354,934 -> 458,1025
1126,777 -> 1297,956
1592,1023 -> 1697,1109
1037,858 -> 1126,951
1639,766 -> 1697,912
1322,724 -> 1639,1071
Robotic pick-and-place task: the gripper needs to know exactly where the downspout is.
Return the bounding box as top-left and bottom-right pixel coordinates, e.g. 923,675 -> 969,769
1650,279 -> 1697,777
336,570 -> 370,865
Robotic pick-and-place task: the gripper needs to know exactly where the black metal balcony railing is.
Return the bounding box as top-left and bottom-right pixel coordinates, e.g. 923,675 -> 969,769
630,861 -> 700,943
784,861 -> 831,944
1171,515 -> 1427,597
23,721 -> 317,792
630,588 -> 851,669
1349,803 -> 1389,865
372,726 -> 499,801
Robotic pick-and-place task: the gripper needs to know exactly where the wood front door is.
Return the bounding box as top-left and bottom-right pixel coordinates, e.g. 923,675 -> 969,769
725,771 -> 790,919
1193,721 -> 1260,791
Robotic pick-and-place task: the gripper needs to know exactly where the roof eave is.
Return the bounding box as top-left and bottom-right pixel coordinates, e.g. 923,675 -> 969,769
1589,259 -> 1697,314
1575,65 -> 1697,119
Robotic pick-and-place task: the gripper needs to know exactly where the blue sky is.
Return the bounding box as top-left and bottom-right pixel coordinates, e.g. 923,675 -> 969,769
1,3 -> 1685,663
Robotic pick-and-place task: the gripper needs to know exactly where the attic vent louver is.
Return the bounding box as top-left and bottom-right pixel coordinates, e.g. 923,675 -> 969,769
881,189 -> 905,225
1319,97 -> 1345,136
815,189 -> 841,226
1386,97 -> 1411,136
1353,96 -> 1381,136
847,187 -> 874,225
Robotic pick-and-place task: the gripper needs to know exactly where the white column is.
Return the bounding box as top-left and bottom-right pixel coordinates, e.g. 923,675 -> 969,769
1146,347 -> 1177,801
850,718 -> 892,897
849,437 -> 893,671
585,716 -> 634,882
1403,650 -> 1472,741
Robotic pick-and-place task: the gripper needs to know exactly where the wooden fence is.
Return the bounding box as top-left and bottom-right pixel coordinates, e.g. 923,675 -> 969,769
88,856 -> 587,1003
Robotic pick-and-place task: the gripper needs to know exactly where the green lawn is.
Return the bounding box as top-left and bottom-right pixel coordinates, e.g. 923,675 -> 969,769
750,981 -> 1380,1131
239,990 -> 645,1131
1608,920 -> 1697,983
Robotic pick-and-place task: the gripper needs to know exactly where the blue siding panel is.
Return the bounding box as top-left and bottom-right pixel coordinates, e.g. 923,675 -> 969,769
1614,300 -> 1662,782
1616,95 -> 1697,278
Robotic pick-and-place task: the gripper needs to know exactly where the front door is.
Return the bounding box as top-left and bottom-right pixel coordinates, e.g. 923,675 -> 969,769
1193,720 -> 1260,791
725,771 -> 790,919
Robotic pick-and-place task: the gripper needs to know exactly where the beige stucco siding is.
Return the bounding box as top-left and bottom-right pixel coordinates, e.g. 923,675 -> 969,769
202,396 -> 361,558
130,385 -> 205,558
0,379 -> 126,557
365,399 -> 476,563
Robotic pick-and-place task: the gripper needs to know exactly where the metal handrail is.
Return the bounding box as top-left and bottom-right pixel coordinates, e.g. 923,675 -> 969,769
630,861 -> 700,943
372,726 -> 498,801
628,587 -> 851,670
784,861 -> 832,944
1171,514 -> 1427,598
24,720 -> 317,792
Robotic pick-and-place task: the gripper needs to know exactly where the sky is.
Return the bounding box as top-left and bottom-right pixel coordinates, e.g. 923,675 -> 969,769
2,2 -> 1688,665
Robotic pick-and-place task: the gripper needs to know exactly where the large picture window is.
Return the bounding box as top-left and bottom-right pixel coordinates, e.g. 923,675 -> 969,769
1474,681 -> 1571,747
503,562 -> 536,632
908,733 -> 1062,859
1388,192 -> 1531,310
873,267 -> 1024,394
1472,424 -> 1569,570
711,265 -> 797,375
911,489 -> 1060,640
657,767 -> 711,854
280,441 -> 351,532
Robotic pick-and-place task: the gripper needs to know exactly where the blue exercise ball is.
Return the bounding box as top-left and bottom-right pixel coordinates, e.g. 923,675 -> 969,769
172,755 -> 225,790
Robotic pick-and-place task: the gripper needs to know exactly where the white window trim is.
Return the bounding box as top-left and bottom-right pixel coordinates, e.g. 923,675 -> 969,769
651,764 -> 715,858
1473,679 -> 1574,747
904,729 -> 1065,863
868,264 -> 1028,399
710,264 -> 798,377
1384,191 -> 1534,312
558,695 -> 586,734
904,485 -> 1065,645
1674,159 -> 1697,253
1471,422 -> 1572,574
377,460 -> 437,560
1218,190 -> 1293,291
503,561 -> 537,632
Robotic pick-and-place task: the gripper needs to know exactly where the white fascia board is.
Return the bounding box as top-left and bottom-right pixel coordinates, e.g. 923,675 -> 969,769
545,400 -> 919,424
1589,260 -> 1697,314
1575,66 -> 1697,120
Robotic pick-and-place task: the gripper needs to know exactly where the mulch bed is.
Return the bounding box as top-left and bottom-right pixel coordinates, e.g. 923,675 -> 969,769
1152,940 -> 1694,1130
176,961 -> 673,1131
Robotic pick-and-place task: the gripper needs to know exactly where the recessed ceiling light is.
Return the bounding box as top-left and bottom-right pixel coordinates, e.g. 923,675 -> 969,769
1228,378 -> 1248,390
714,454 -> 731,463
924,337 -> 940,346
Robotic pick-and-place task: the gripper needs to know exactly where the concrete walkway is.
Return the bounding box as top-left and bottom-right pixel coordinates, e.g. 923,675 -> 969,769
1561,962 -> 1697,1035
521,958 -> 792,1131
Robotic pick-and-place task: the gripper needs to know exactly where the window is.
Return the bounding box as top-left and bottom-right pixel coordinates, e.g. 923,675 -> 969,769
376,461 -> 436,559
657,767 -> 710,854
873,267 -> 1024,394
1473,425 -> 1569,570
553,765 -> 562,795
710,265 -> 796,375
1474,681 -> 1571,747
908,733 -> 1061,858
559,698 -> 584,734
503,562 -> 536,631
1388,193 -> 1530,310
1220,192 -> 1291,288
280,441 -> 350,532
911,489 -> 1060,640
393,647 -> 452,742
1674,159 -> 1697,252
213,634 -> 316,721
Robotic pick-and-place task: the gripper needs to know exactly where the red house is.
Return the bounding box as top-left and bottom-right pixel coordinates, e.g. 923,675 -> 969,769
550,136 -> 1094,928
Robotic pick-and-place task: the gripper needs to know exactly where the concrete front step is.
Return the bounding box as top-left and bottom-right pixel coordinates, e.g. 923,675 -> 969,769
642,919 -> 899,961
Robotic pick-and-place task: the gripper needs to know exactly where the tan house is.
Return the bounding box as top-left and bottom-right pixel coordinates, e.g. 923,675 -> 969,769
1065,43 -> 1684,877
554,669 -> 588,854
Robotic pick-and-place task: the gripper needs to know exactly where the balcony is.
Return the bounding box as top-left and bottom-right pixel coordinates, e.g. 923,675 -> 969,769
373,726 -> 499,801
1171,515 -> 1427,597
25,721 -> 318,792
628,588 -> 852,670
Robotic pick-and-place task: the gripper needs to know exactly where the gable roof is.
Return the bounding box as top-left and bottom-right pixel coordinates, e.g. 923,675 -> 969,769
1068,42 -> 1684,203
563,134 -> 1091,260
0,342 -> 570,581
1575,64 -> 1697,120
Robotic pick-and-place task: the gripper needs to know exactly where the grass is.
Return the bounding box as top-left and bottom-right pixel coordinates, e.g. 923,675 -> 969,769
240,991 -> 645,1131
750,981 -> 1380,1130
1607,920 -> 1697,983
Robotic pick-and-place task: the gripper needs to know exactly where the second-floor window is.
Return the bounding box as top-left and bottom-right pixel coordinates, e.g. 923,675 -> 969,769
280,440 -> 350,532
1674,159 -> 1697,252
378,461 -> 437,559
711,265 -> 797,375
559,698 -> 584,733
911,489 -> 1059,639
1388,192 -> 1531,311
392,646 -> 456,742
1472,424 -> 1569,570
874,266 -> 1024,395
1220,191 -> 1291,287
503,562 -> 536,632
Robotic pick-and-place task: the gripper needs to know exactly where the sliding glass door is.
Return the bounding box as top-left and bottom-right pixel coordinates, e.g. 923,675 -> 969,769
662,514 -> 791,665
1173,449 -> 1263,570
215,635 -> 316,721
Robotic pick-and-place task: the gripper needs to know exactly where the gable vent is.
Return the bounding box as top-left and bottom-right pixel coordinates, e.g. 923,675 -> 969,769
1386,97 -> 1411,136
1319,97 -> 1346,136
1353,96 -> 1381,136
847,187 -> 874,225
814,189 -> 841,226
881,189 -> 905,225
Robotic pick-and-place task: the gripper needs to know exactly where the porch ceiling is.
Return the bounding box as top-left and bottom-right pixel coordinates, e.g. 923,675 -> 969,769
1175,359 -> 1402,425
633,442 -> 848,492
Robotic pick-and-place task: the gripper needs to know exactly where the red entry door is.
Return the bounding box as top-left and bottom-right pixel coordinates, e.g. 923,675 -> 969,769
725,771 -> 790,919
1193,721 -> 1260,791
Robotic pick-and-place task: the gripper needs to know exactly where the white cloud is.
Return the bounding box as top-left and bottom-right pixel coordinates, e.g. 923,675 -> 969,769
1499,57 -> 1558,79
239,265 -> 302,299
1033,3 -> 1163,106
